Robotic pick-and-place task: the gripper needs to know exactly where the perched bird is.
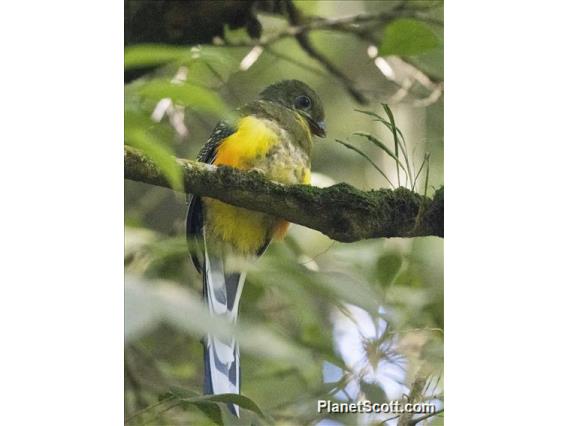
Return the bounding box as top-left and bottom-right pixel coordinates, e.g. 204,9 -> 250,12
186,80 -> 326,415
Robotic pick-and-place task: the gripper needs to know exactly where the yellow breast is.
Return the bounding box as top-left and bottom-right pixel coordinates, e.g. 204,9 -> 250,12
213,116 -> 279,169
205,115 -> 310,254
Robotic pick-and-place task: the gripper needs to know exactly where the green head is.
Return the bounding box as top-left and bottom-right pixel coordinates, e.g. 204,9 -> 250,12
258,80 -> 326,137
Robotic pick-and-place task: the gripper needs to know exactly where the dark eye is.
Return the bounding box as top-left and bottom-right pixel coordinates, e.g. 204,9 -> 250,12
294,95 -> 311,110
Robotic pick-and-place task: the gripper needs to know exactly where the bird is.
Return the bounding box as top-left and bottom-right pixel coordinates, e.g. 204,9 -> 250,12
186,80 -> 326,415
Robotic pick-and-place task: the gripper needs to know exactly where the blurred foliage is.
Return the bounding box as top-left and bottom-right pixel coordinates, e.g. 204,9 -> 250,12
380,19 -> 441,56
125,1 -> 443,425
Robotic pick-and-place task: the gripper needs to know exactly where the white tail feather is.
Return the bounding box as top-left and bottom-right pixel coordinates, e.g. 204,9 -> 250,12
202,235 -> 245,416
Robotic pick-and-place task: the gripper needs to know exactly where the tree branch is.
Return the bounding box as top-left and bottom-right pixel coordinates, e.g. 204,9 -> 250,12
218,2 -> 443,106
218,7 -> 442,48
124,146 -> 443,242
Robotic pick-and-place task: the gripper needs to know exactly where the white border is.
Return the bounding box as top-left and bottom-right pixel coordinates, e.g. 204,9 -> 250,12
1,1 -> 123,424
446,1 -> 568,424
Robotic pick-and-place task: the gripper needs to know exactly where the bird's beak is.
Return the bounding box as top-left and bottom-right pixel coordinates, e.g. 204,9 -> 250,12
309,119 -> 326,138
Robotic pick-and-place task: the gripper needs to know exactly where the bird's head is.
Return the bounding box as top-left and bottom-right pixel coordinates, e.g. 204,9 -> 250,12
259,80 -> 326,137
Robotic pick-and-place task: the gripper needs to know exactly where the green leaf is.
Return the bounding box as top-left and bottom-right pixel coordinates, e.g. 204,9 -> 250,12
135,80 -> 228,116
161,388 -> 225,425
335,139 -> 394,188
353,132 -> 408,175
413,152 -> 430,191
165,388 -> 270,424
124,44 -> 238,74
193,402 -> 224,426
380,18 -> 440,56
316,271 -> 380,313
124,274 -> 163,341
124,44 -> 194,69
360,381 -> 388,404
382,103 -> 414,186
124,128 -> 183,191
165,386 -> 201,399
124,275 -> 311,366
191,394 -> 269,421
376,252 -> 403,287
354,109 -> 406,142
353,109 -> 383,120
353,108 -> 413,187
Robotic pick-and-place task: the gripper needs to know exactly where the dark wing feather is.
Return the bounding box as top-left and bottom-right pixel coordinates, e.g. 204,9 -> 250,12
186,121 -> 236,271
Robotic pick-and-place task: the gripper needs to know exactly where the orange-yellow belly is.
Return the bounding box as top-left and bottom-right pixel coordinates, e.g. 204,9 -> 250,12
204,115 -> 310,254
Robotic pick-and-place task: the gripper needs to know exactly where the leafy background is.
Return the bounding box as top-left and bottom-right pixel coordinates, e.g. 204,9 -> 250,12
125,1 -> 443,425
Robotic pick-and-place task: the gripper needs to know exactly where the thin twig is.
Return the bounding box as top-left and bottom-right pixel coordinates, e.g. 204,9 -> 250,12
218,9 -> 441,48
408,408 -> 444,426
264,46 -> 328,77
283,0 -> 369,104
214,3 -> 443,106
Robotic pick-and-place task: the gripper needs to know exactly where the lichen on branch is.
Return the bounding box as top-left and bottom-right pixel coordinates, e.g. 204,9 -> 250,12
124,146 -> 443,242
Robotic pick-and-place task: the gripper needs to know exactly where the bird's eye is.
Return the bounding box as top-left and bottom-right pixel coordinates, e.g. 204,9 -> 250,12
294,95 -> 312,110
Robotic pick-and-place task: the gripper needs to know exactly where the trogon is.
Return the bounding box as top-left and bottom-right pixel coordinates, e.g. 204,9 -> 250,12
186,80 -> 326,415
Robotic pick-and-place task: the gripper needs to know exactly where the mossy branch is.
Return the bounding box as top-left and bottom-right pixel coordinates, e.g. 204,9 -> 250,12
124,146 -> 443,242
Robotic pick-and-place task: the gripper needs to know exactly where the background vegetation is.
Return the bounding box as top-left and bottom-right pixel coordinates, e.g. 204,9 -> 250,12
124,1 -> 444,424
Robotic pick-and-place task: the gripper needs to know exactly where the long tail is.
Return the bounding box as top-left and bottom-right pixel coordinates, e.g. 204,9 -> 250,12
202,238 -> 246,416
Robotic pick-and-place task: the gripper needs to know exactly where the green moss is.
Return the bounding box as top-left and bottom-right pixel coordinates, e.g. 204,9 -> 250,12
125,147 -> 444,241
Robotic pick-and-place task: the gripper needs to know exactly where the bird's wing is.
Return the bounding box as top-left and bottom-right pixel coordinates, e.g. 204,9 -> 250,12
186,121 -> 236,272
